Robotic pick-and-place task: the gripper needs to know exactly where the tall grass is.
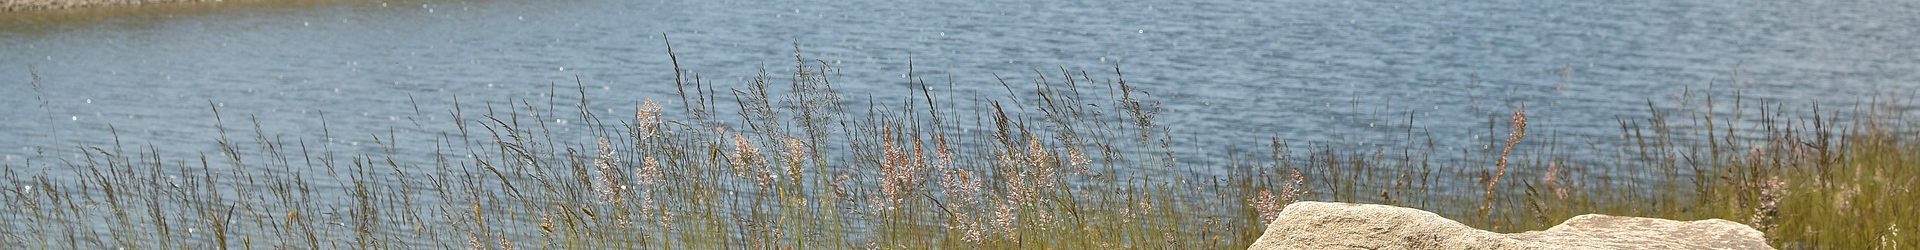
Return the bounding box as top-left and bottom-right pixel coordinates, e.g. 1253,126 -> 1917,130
3,44 -> 1914,249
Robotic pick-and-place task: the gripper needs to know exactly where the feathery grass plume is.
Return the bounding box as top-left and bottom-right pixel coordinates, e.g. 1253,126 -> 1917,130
1481,106 -> 1528,221
1066,146 -> 1091,175
1284,168 -> 1308,203
657,210 -> 674,235
1248,190 -> 1282,224
912,130 -> 930,189
997,147 -> 1044,206
1750,176 -> 1784,235
1541,161 -> 1568,200
954,211 -> 985,244
876,126 -> 921,210
635,156 -> 662,186
830,173 -> 857,214
993,199 -> 1020,244
939,163 -> 981,207
1250,168 -> 1307,224
635,99 -> 664,141
781,137 -> 807,185
1133,192 -> 1155,222
730,132 -> 770,187
939,161 -> 986,244
1025,136 -> 1057,189
935,134 -> 954,167
594,137 -> 623,205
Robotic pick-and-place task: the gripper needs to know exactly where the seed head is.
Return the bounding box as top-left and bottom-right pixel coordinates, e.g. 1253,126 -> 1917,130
594,137 -> 623,205
634,99 -> 663,140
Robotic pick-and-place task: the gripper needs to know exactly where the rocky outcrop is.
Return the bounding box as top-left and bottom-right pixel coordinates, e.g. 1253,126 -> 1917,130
1248,202 -> 1772,250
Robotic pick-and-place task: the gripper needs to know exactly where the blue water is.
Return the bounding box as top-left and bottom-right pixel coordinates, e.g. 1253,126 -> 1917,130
3,0 -> 1918,183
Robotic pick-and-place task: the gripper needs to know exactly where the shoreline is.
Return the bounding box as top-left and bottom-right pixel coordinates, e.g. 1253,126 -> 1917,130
1,0 -> 218,12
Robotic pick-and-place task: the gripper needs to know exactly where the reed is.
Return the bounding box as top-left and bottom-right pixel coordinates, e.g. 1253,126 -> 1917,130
3,44 -> 1914,249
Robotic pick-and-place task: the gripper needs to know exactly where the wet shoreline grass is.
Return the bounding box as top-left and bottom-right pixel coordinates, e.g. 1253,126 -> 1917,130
3,46 -> 1914,249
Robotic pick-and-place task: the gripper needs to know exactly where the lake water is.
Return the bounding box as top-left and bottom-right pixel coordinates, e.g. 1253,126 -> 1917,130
4,0 -> 1918,184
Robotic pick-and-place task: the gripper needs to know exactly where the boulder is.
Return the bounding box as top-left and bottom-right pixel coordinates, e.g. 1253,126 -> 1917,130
1248,202 -> 1772,250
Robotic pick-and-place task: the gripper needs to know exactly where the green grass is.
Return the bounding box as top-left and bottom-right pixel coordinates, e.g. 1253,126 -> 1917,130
3,45 -> 1915,249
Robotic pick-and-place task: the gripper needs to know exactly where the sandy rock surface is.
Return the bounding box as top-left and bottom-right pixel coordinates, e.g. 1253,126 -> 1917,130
1248,201 -> 1772,250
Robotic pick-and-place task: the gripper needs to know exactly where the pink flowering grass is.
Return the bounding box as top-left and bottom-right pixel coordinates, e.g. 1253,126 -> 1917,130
2,45 -> 1914,249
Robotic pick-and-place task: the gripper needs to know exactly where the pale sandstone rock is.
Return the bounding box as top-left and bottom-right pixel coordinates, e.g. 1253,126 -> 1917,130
1249,201 -> 1772,250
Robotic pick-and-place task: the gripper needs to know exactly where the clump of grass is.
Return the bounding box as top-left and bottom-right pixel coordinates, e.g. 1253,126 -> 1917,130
3,43 -> 1915,249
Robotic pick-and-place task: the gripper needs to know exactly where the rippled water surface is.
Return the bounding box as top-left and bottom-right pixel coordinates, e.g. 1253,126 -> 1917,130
4,0 -> 1918,178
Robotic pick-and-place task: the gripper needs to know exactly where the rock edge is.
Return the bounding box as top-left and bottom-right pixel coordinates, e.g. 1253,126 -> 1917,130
1248,201 -> 1772,250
